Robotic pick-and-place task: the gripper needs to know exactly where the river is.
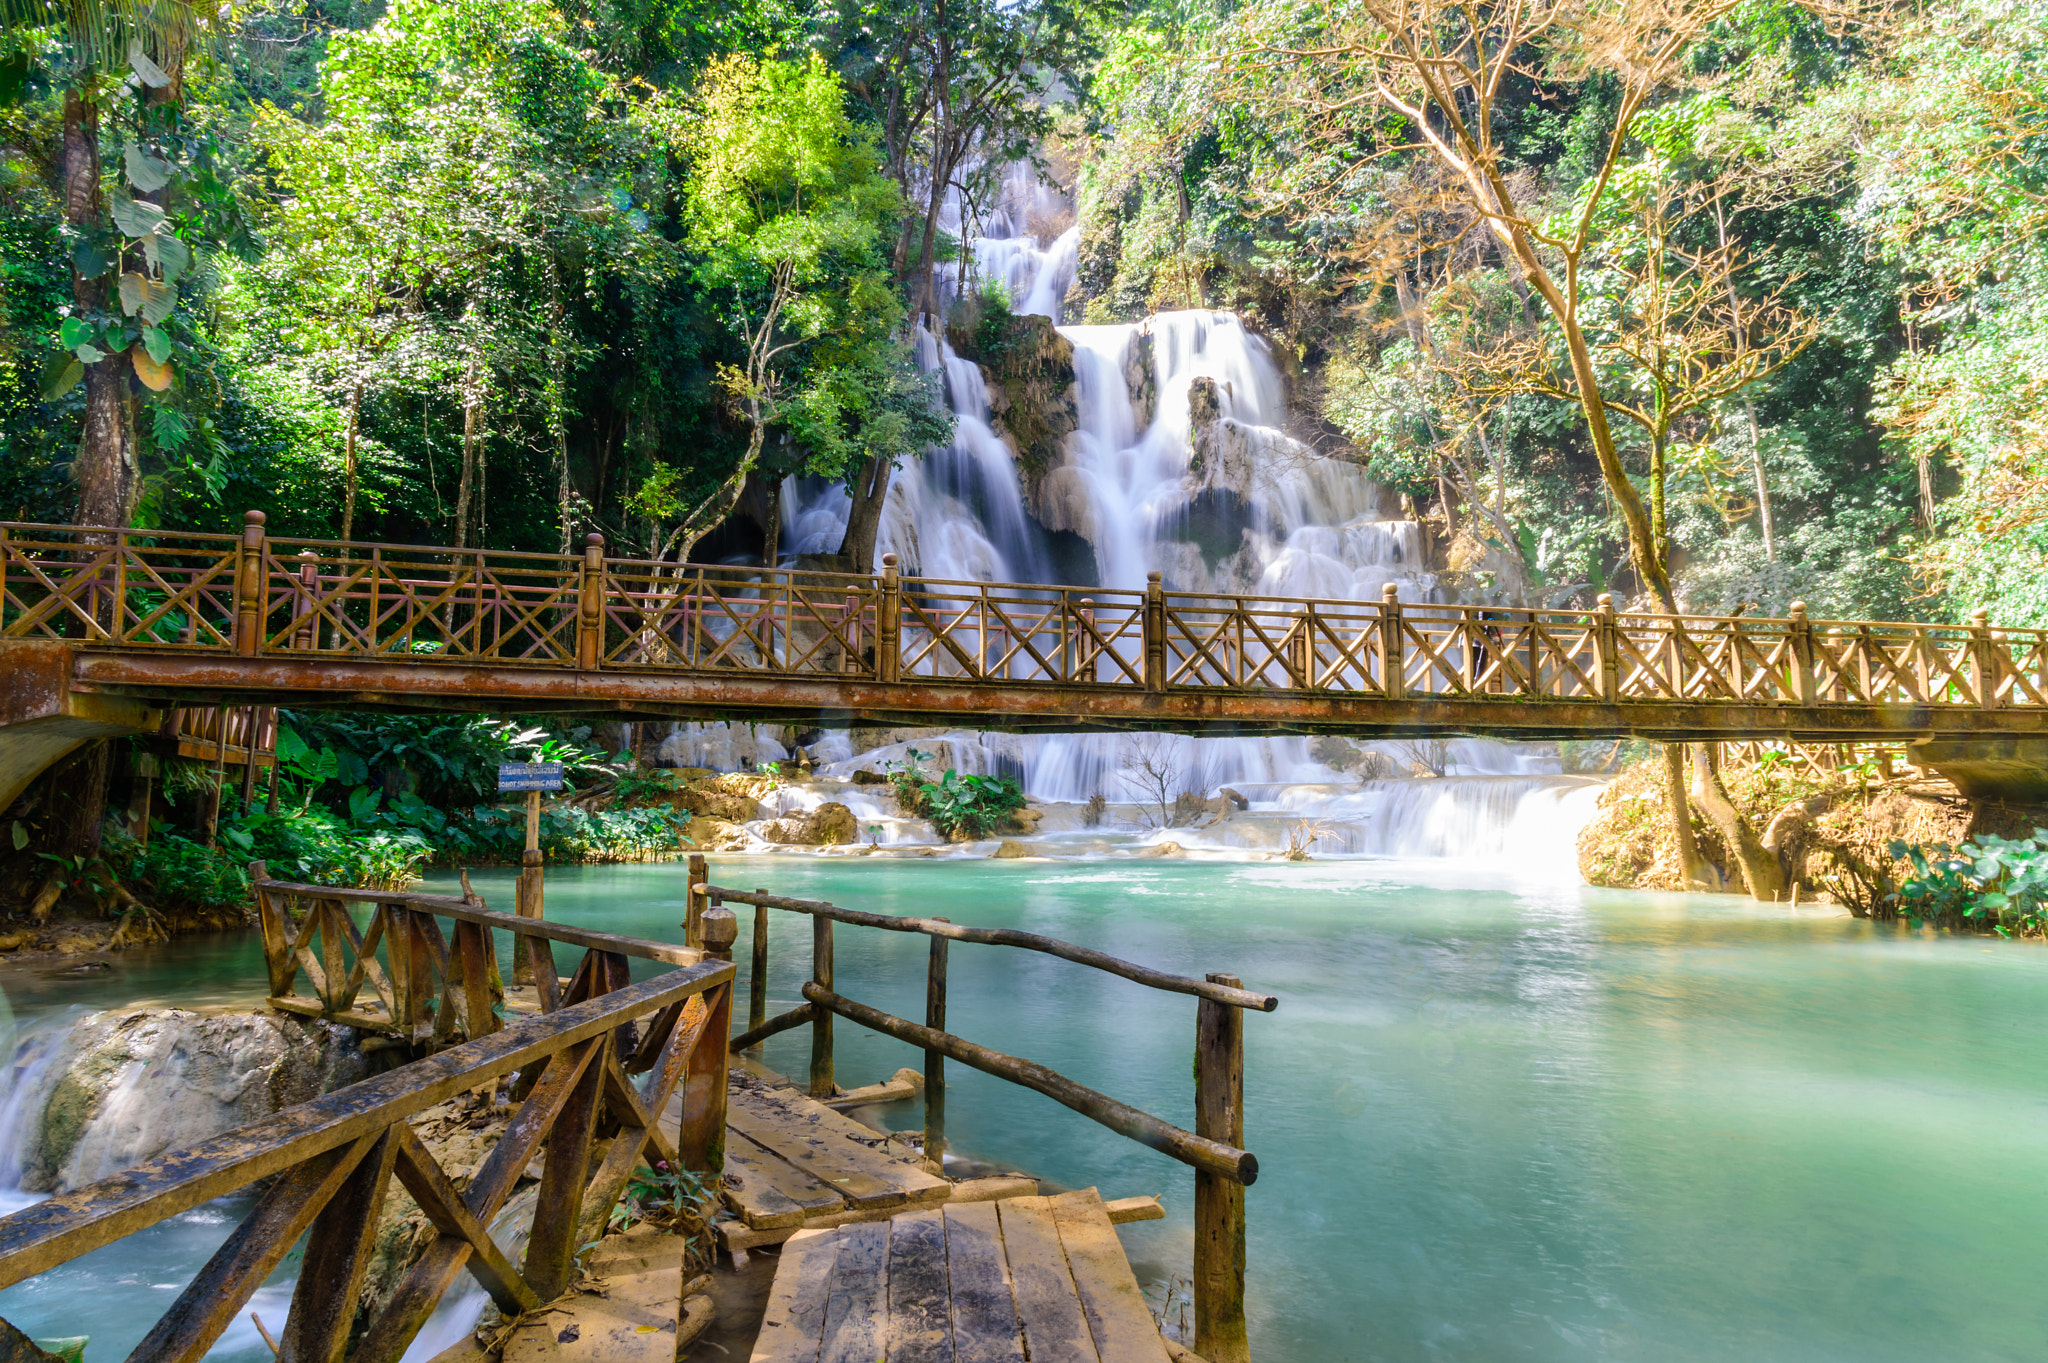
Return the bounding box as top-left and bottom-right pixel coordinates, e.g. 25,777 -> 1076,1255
4,855 -> 2046,1361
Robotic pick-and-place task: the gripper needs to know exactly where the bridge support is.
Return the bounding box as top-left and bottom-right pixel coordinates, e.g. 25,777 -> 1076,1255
1909,737 -> 2048,804
0,641 -> 161,813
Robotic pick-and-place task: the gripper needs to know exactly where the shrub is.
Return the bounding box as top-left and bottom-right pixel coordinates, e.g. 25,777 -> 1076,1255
887,747 -> 1026,840
1890,829 -> 2048,934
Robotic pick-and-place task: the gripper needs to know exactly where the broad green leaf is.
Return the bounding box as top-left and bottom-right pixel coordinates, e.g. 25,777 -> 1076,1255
41,356 -> 83,399
142,324 -> 172,364
70,239 -> 112,278
58,317 -> 93,350
73,344 -> 106,364
116,274 -> 177,325
128,40 -> 170,88
145,230 -> 190,282
123,143 -> 172,193
109,196 -> 166,239
9,821 -> 25,852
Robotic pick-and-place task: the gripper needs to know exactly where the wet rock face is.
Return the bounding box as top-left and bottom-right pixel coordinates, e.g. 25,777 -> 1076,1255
959,313 -> 1079,477
19,1010 -> 366,1192
763,801 -> 858,846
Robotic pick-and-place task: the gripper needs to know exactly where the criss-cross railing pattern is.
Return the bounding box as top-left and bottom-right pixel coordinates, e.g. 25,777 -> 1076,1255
898,581 -> 1148,685
3,514 -> 2044,723
597,557 -> 880,677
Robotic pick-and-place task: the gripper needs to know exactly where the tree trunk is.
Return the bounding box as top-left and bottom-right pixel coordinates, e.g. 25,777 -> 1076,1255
454,349 -> 480,548
1663,743 -> 1710,889
1689,742 -> 1787,902
49,741 -> 112,861
837,455 -> 894,573
763,476 -> 781,570
65,86 -> 138,533
340,379 -> 363,541
1745,399 -> 1775,561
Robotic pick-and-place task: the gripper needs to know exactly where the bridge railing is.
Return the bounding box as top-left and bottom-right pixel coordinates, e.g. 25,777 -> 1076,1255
5,513 -> 2046,712
0,950 -> 736,1363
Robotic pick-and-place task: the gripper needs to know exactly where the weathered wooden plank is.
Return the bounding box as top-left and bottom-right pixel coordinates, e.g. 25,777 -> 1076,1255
277,1128 -> 400,1363
1048,1191 -> 1169,1363
122,1133 -> 379,1363
996,1197 -> 1096,1363
751,1227 -> 840,1363
723,1129 -> 845,1228
886,1208 -> 954,1363
725,1090 -> 917,1210
0,968 -> 728,1295
941,1200 -> 1024,1363
678,982 -> 731,1177
818,1220 -> 890,1363
740,1087 -> 951,1201
390,1128 -> 540,1316
524,1038 -> 606,1300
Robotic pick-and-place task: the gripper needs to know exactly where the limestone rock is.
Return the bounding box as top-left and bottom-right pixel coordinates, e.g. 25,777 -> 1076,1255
763,801 -> 858,846
1029,466 -> 1099,543
1138,841 -> 1186,858
1002,806 -> 1045,834
686,817 -> 750,852
991,841 -> 1033,859
19,1009 -> 364,1192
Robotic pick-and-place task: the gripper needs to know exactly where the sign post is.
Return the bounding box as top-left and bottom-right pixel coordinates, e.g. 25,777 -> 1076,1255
498,762 -> 564,986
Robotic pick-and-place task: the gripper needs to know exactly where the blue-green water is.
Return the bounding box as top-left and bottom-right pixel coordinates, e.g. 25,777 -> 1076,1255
6,856 -> 2048,1361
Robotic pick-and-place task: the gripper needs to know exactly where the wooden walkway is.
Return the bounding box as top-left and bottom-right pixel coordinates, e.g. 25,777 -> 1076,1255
755,1189 -> 1168,1363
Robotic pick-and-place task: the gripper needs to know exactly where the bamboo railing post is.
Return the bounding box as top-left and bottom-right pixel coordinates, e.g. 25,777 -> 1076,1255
1380,583 -> 1405,700
234,510 -> 266,656
1596,593 -> 1620,703
1195,971 -> 1249,1363
1788,601 -> 1816,705
685,853 -> 709,947
577,533 -> 605,670
1145,571 -> 1167,691
878,554 -> 902,683
810,913 -> 835,1098
925,918 -> 949,1168
749,886 -> 770,1039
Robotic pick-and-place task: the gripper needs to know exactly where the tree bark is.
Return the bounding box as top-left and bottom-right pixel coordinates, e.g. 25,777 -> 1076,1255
454,349 -> 480,548
65,86 -> 138,532
340,379 -> 363,541
762,476 -> 781,570
1663,743 -> 1710,889
837,455 -> 894,573
1689,742 -> 1787,901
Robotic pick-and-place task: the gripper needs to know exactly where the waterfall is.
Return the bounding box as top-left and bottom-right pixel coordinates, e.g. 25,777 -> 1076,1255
773,165 -> 1599,860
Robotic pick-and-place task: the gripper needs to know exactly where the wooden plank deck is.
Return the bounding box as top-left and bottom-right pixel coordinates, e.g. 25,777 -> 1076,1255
752,1189 -> 1169,1363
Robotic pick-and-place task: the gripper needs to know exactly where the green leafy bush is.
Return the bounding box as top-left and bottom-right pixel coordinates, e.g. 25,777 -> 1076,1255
887,747 -> 1025,840
1890,830 -> 2048,934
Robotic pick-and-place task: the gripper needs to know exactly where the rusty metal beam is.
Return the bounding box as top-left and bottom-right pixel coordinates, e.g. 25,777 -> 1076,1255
60,649 -> 2046,742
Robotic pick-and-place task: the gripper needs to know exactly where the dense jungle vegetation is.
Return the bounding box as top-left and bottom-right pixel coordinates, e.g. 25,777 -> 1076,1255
1,0 -> 2045,921
1,0 -> 2043,626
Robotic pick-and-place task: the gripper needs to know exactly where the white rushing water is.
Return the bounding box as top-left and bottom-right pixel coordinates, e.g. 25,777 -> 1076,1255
695,163 -> 1598,859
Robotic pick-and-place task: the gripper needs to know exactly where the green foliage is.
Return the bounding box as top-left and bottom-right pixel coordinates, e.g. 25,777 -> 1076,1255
886,746 -> 1025,840
1890,830 -> 2048,935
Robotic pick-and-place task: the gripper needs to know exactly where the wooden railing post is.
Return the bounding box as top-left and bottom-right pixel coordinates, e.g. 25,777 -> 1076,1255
526,1039 -> 606,1299
577,532 -> 605,670
878,553 -> 902,683
686,852 -> 709,947
749,885 -> 770,1038
810,913 -> 835,1099
1787,601 -> 1816,705
513,788 -> 544,986
1596,593 -> 1620,703
1379,583 -> 1405,700
1971,608 -> 2001,709
1195,971 -> 1249,1363
1145,571 -> 1167,691
234,510 -> 266,656
925,918 -> 949,1168
1077,596 -> 1095,683
292,550 -> 318,651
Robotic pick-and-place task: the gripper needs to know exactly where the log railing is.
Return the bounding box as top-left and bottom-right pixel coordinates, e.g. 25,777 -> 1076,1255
3,514 -> 2043,720
701,881 -> 1275,1363
0,954 -> 736,1363
250,864 -> 711,1050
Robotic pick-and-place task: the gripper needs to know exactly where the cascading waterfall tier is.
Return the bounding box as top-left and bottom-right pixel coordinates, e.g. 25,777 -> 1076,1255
770,167 -> 1598,861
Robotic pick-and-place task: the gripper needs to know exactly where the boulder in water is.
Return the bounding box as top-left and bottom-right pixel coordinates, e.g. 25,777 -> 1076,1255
18,1009 -> 366,1192
991,841 -> 1034,859
764,802 -> 858,846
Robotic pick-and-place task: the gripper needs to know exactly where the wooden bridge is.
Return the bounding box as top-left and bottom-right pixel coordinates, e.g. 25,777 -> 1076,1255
0,866 -> 1270,1363
3,513 -> 2045,799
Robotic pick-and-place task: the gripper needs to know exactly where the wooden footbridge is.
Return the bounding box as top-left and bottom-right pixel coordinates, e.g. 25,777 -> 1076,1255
0,865 -> 1271,1363
2,515 -> 2045,752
